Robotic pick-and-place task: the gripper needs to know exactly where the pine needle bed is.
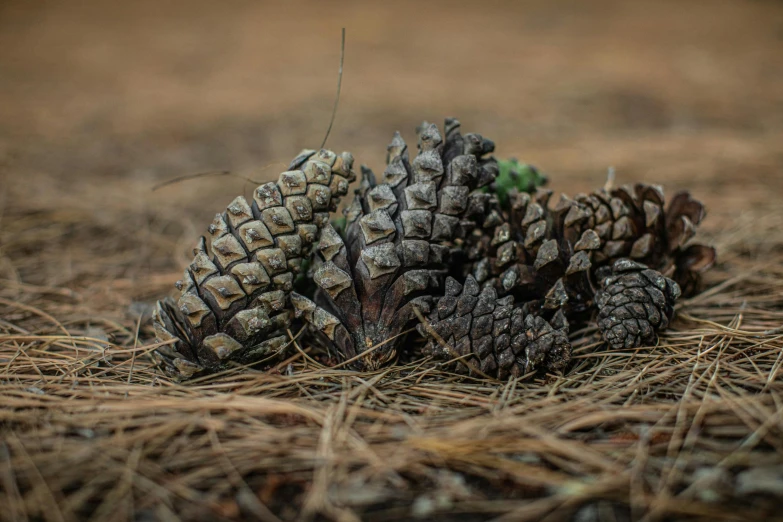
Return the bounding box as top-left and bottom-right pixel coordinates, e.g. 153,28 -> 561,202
2,197 -> 782,521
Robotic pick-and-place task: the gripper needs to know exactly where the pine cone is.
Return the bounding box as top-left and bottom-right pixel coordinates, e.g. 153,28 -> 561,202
568,185 -> 715,296
152,149 -> 356,379
595,259 -> 681,349
149,114 -> 717,383
417,276 -> 571,379
291,118 -> 502,370
469,183 -> 714,325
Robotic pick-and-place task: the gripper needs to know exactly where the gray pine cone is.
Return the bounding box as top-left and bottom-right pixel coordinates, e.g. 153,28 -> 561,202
152,149 -> 356,380
418,275 -> 571,379
292,118 -> 502,370
468,183 -> 715,323
595,259 -> 681,350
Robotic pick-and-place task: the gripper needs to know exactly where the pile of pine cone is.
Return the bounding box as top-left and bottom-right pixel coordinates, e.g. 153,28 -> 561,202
152,119 -> 716,381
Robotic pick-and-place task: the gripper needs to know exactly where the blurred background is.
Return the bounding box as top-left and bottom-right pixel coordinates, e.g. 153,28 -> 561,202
1,0 -> 781,300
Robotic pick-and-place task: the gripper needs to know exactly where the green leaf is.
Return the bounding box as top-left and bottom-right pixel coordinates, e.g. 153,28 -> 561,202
293,256 -> 315,297
489,158 -> 548,209
330,216 -> 347,235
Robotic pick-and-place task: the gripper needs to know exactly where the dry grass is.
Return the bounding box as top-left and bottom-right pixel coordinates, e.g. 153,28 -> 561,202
2,0 -> 783,520
2,198 -> 783,522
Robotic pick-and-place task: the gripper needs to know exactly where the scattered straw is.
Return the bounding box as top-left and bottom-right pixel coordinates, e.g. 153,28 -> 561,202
2,204 -> 782,521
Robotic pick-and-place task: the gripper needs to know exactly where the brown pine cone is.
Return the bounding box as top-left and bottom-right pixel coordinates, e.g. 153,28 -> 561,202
417,276 -> 571,379
467,183 -> 714,326
292,118 -> 503,370
152,149 -> 356,380
568,185 -> 715,296
595,259 -> 681,349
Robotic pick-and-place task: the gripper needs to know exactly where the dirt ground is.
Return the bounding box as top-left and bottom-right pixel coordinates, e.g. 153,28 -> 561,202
1,1 -> 783,520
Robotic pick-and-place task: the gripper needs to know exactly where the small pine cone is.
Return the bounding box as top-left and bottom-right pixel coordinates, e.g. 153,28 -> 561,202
299,118 -> 502,370
152,149 -> 356,380
595,259 -> 681,350
417,276 -> 571,380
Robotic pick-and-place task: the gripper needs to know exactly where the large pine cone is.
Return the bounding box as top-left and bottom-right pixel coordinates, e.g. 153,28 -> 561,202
152,149 -> 356,379
291,118 -> 502,370
418,276 -> 571,379
595,259 -> 681,350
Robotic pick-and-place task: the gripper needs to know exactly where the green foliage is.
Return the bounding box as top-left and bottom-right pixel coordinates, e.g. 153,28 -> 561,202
293,256 -> 314,297
331,216 -> 347,235
490,158 -> 548,209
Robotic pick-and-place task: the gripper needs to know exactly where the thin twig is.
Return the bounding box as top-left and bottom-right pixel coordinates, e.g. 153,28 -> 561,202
320,28 -> 346,150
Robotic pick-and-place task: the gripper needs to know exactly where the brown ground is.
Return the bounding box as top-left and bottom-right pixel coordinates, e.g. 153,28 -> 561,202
1,1 -> 783,520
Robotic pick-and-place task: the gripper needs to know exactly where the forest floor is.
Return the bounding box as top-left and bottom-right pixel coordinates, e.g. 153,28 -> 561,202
1,0 -> 783,520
